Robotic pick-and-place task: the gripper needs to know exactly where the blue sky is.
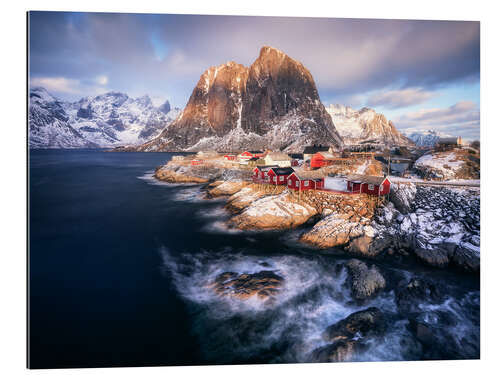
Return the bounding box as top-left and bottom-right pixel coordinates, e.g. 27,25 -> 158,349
28,12 -> 480,140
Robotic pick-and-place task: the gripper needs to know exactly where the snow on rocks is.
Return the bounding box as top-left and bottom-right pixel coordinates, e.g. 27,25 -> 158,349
389,183 -> 416,214
228,191 -> 317,230
207,180 -> 249,197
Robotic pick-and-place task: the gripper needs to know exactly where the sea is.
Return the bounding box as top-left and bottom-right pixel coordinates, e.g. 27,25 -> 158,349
28,149 -> 479,368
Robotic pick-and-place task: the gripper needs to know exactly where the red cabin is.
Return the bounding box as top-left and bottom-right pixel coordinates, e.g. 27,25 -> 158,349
239,150 -> 264,160
252,165 -> 278,183
267,167 -> 294,185
287,172 -> 323,191
191,159 -> 203,166
346,174 -> 391,196
310,152 -> 335,169
223,154 -> 236,161
291,159 -> 299,167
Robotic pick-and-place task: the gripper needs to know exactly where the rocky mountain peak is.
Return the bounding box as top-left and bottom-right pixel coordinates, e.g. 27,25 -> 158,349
137,46 -> 342,152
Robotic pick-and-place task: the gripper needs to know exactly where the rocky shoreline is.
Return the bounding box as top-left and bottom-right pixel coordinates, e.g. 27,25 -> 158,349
154,160 -> 480,273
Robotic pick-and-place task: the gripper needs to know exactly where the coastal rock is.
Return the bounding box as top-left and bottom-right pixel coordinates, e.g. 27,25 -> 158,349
207,180 -> 249,197
154,166 -> 209,183
395,278 -> 442,314
209,270 -> 284,301
389,183 -> 416,214
345,259 -> 386,300
225,186 -> 269,213
452,243 -> 480,272
345,225 -> 391,257
323,307 -> 386,342
310,340 -> 358,362
300,213 -> 363,249
228,192 -> 317,230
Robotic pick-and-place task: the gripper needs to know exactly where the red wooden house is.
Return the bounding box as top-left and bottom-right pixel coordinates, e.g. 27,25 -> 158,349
252,165 -> 278,182
310,152 -> 336,169
287,172 -> 324,191
346,174 -> 391,196
223,154 -> 236,161
239,150 -> 264,160
267,167 -> 294,185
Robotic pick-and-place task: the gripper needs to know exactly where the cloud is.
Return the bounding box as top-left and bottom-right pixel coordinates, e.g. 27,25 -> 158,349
393,101 -> 479,140
30,77 -> 81,94
366,88 -> 435,109
30,75 -> 109,98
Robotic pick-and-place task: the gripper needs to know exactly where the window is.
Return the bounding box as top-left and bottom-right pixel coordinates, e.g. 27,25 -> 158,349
288,179 -> 292,185
380,185 -> 384,192
368,184 -> 374,190
304,180 -> 309,187
296,181 -> 299,187
280,176 -> 284,181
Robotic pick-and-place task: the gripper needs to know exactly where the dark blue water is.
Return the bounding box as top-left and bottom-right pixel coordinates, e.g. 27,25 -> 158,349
29,149 -> 479,368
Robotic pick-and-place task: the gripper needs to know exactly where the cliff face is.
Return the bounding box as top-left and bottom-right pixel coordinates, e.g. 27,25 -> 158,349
137,46 -> 343,152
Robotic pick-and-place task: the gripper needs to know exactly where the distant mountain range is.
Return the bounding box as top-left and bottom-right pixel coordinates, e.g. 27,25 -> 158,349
405,130 -> 452,147
325,104 -> 413,147
28,87 -> 180,148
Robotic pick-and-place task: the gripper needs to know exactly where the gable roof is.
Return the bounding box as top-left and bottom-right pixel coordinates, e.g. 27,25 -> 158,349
268,167 -> 295,176
248,150 -> 264,154
249,157 -> 260,161
347,174 -> 389,185
303,145 -> 330,154
290,171 -> 323,181
288,153 -> 304,159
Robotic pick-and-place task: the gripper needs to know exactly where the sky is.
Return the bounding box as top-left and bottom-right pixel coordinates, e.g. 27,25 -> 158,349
28,12 -> 480,140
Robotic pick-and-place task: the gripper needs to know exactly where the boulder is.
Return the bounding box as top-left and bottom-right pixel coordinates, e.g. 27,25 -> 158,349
452,243 -> 480,272
209,270 -> 284,301
395,278 -> 441,314
389,183 -> 416,214
345,259 -> 386,300
323,307 -> 386,342
310,340 -> 358,362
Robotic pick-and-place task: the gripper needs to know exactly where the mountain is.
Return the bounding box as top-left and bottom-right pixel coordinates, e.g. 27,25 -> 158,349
28,87 -> 181,148
325,104 -> 413,147
29,87 -> 95,148
406,130 -> 451,147
136,46 -> 343,152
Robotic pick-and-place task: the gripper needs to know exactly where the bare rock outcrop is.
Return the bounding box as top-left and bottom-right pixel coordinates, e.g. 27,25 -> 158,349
209,270 -> 284,301
345,259 -> 386,300
228,191 -> 317,230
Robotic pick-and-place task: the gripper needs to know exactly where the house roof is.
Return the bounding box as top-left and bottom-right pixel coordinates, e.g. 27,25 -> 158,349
249,157 -> 260,161
288,153 -> 304,159
347,174 -> 388,185
303,146 -> 330,154
269,167 -> 295,176
291,171 -> 323,181
255,165 -> 278,171
266,152 -> 291,161
248,150 -> 264,154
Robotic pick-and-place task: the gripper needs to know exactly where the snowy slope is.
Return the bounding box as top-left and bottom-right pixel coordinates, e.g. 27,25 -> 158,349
29,87 -> 181,148
325,104 -> 412,146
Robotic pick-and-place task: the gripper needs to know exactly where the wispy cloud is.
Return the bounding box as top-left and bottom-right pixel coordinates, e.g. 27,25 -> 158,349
366,88 -> 435,109
394,101 -> 479,140
30,75 -> 109,97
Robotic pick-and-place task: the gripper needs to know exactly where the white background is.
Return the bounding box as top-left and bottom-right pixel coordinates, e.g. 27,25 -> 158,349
1,1 -> 498,374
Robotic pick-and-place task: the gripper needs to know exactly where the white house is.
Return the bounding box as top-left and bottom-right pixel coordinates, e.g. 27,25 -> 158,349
264,152 -> 292,167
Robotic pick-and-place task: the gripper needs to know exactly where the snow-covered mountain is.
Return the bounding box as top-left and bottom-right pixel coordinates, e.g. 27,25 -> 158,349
136,46 -> 343,153
406,130 -> 451,147
325,104 -> 413,147
28,87 -> 181,148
